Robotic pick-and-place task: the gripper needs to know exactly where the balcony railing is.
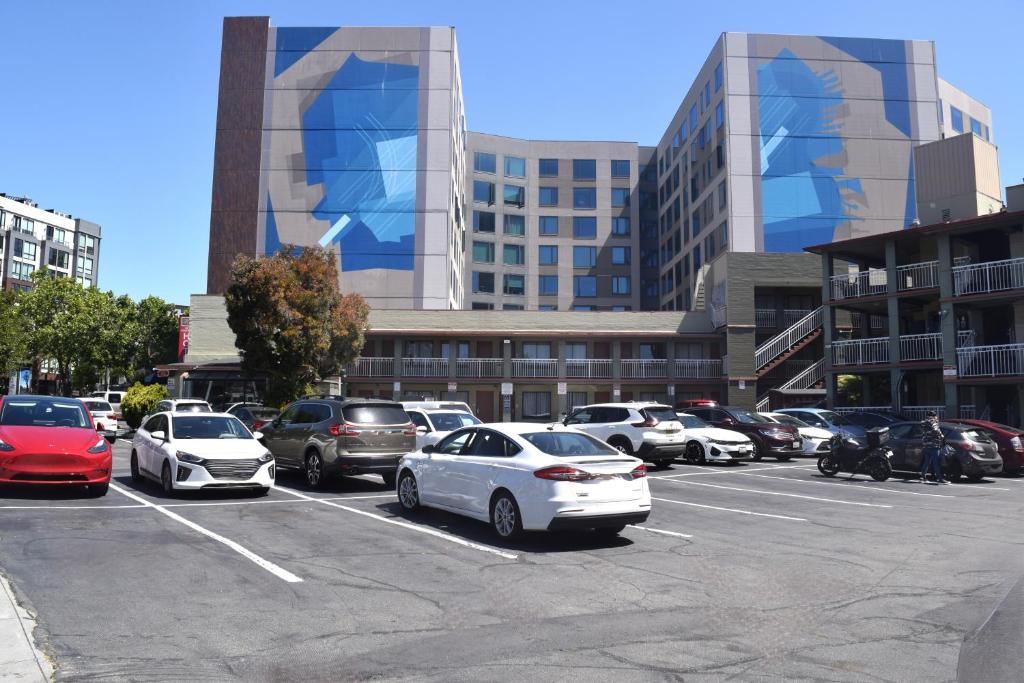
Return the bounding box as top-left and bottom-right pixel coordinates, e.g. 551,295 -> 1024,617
565,359 -> 612,379
848,312 -> 888,331
755,309 -> 776,328
831,337 -> 889,366
512,358 -> 557,378
895,260 -> 939,292
830,268 -> 887,300
834,406 -> 892,414
899,333 -> 942,361
674,359 -> 723,379
348,357 -> 394,377
959,404 -> 976,419
901,405 -> 946,421
957,330 -> 976,348
953,257 -> 1024,296
957,343 -> 1024,378
783,308 -> 813,326
402,357 -> 449,377
621,359 -> 668,379
455,358 -> 503,378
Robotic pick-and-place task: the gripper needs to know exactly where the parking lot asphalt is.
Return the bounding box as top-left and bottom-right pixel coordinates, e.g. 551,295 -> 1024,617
1,441 -> 1023,681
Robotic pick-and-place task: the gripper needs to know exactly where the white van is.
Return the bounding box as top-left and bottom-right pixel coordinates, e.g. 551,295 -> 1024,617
90,390 -> 125,416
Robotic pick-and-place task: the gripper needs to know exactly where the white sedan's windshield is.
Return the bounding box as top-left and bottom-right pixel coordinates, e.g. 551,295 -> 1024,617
84,401 -> 113,414
430,412 -> 481,431
677,414 -> 710,429
772,414 -> 810,428
523,432 -> 619,456
172,416 -> 252,440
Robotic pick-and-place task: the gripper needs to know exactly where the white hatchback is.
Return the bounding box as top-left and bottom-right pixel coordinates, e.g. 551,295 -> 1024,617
676,412 -> 753,464
81,398 -> 119,433
396,423 -> 651,539
131,412 -> 274,495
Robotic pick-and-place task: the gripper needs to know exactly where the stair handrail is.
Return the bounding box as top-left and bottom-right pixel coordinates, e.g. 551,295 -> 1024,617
755,307 -> 823,371
777,358 -> 824,391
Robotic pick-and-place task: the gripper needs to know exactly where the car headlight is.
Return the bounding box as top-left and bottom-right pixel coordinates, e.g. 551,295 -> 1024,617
87,438 -> 108,454
258,452 -> 274,463
1011,436 -> 1022,449
0,438 -> 14,452
176,451 -> 205,465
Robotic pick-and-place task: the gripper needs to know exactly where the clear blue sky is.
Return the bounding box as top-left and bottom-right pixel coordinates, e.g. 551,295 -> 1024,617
1,0 -> 1020,304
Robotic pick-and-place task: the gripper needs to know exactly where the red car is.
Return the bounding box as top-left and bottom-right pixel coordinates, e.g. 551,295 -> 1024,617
0,395 -> 113,496
948,418 -> 1024,476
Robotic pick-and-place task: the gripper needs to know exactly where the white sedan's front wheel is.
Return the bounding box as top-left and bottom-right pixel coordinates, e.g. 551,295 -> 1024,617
490,491 -> 523,539
398,471 -> 420,512
161,461 -> 175,497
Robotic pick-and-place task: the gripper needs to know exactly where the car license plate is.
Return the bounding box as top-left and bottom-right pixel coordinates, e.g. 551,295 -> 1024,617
793,440 -> 801,448
738,447 -> 748,453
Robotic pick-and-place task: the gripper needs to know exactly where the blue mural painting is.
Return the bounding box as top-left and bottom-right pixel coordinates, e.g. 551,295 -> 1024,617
757,48 -> 863,252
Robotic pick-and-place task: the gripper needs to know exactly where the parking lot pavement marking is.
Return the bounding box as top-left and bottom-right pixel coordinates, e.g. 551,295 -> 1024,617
651,463 -> 818,479
628,525 -> 693,539
272,485 -> 519,560
652,478 -> 892,508
0,503 -> 148,510
108,484 -> 303,583
318,494 -> 395,501
651,496 -> 807,522
734,472 -> 956,498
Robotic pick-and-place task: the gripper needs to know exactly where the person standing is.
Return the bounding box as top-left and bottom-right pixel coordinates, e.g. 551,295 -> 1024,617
920,410 -> 946,484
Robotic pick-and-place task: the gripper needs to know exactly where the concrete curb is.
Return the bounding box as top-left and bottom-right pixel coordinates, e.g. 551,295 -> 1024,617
0,571 -> 54,681
957,573 -> 1024,682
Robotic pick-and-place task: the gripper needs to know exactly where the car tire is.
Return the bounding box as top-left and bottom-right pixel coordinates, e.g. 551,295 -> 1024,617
382,471 -> 397,489
751,442 -> 763,461
609,437 -> 633,455
255,487 -> 270,497
161,461 -> 174,496
775,454 -> 792,462
490,491 -> 523,540
305,450 -> 327,490
946,459 -> 963,483
397,471 -> 420,512
130,451 -> 142,483
88,483 -> 109,497
684,441 -> 706,465
594,524 -> 626,538
966,474 -> 984,483
656,459 -> 674,469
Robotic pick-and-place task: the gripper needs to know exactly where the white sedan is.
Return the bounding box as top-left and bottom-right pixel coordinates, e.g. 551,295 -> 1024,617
760,412 -> 834,456
131,412 -> 274,495
396,423 -> 651,539
405,408 -> 481,450
81,398 -> 118,432
676,412 -> 753,465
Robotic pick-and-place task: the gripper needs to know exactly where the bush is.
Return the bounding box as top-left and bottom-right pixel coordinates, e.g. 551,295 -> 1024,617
121,382 -> 169,429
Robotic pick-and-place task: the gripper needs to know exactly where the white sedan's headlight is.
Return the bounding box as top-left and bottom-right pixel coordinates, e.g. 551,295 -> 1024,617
176,451 -> 205,464
258,452 -> 274,463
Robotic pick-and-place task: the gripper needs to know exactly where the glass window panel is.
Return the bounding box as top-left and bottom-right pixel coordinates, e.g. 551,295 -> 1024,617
503,214 -> 525,236
503,184 -> 525,207
612,276 -> 631,295
572,159 -> 596,180
950,106 -> 964,133
572,216 -> 597,238
503,274 -> 525,295
611,188 -> 630,208
503,155 -> 525,177
473,180 -> 495,204
573,246 -> 597,268
538,274 -> 558,295
538,158 -> 558,177
573,275 -> 597,297
538,245 -> 558,265
503,244 -> 525,265
538,215 -> 558,235
573,187 -> 596,209
538,187 -> 558,206
610,160 -> 630,178
611,246 -> 631,265
612,217 -> 631,236
473,210 -> 495,233
474,152 -> 496,174
472,271 -> 494,294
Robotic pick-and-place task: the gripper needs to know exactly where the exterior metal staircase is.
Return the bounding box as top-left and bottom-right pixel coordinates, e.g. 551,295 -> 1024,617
755,307 -> 824,376
756,359 -> 824,411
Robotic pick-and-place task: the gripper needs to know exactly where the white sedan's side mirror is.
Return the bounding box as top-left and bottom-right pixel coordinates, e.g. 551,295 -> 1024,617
251,431 -> 264,440
416,426 -> 429,434
150,430 -> 166,441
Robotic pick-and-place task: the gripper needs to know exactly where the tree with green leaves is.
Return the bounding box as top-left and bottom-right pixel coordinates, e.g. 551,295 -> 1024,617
224,246 -> 370,405
0,290 -> 30,384
132,295 -> 180,377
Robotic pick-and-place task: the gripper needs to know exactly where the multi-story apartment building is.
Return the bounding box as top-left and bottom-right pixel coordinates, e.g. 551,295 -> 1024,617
207,17 -> 467,309
0,193 -> 101,291
465,133 -> 641,311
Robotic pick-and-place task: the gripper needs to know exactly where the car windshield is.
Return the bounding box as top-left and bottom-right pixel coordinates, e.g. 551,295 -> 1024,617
643,407 -> 679,423
771,414 -> 809,428
676,414 -> 710,429
172,415 -> 252,439
819,411 -> 850,425
730,409 -> 766,424
250,408 -> 279,420
523,431 -> 619,456
84,401 -> 112,413
0,398 -> 90,428
429,412 -> 481,431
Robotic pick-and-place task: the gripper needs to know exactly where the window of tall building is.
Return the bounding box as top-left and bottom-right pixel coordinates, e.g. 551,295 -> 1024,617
573,187 -> 596,209
78,235 -> 96,255
714,62 -> 723,91
718,182 -> 727,210
969,117 -> 984,138
717,221 -> 728,250
47,249 -> 70,270
702,81 -> 710,113
611,246 -> 631,265
503,274 -> 525,296
473,211 -> 495,233
539,304 -> 557,311
538,215 -> 558,235
14,239 -> 37,260
474,152 -> 496,174
538,187 -> 558,206
572,305 -> 594,311
522,391 -> 552,419
950,106 -> 964,133
472,302 -> 494,310
538,245 -> 558,265
715,101 -> 724,129
612,276 -> 631,295
611,159 -> 630,178
504,155 -> 526,177
473,180 -> 495,205
46,226 -> 72,247
573,275 -> 597,297
503,184 -> 525,207
11,261 -> 35,280
612,217 -> 631,236
572,159 -> 596,181
538,158 -> 559,177
472,271 -> 494,294
538,274 -> 558,295
689,104 -> 697,132
503,304 -> 524,310
522,342 -> 551,358
472,241 -> 494,263
573,217 -> 597,240
611,188 -> 630,208
503,244 -> 525,266
693,244 -> 702,271
503,214 -> 525,236
573,246 -> 597,268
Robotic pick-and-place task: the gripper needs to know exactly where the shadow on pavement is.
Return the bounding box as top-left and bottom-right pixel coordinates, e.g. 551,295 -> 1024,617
0,483 -> 107,501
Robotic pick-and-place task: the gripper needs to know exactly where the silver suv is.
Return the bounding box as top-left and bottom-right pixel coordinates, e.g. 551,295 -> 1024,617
564,402 -> 686,468
259,397 -> 415,489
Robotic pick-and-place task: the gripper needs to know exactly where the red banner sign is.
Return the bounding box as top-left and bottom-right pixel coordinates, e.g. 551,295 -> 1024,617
178,316 -> 190,362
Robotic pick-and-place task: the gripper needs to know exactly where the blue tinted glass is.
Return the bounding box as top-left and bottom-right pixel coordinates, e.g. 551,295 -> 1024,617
573,159 -> 596,180
503,244 -> 524,265
714,62 -> 723,91
689,104 -> 697,131
503,274 -> 525,295
612,217 -> 630,235
472,271 -> 494,293
472,241 -> 493,262
473,211 -> 494,232
970,117 -> 983,137
539,158 -> 558,176
538,275 -> 558,295
612,247 -> 631,265
573,276 -> 597,297
473,181 -> 493,204
504,156 -> 526,177
474,152 -> 496,173
503,184 -> 524,207
573,246 -> 597,268
538,216 -> 558,235
716,101 -> 724,129
573,188 -> 597,209
503,214 -> 525,236
611,160 -> 630,178
611,188 -> 630,208
539,304 -> 557,311
612,276 -> 631,295
703,81 -> 710,110
538,187 -> 558,206
538,245 -> 558,265
573,216 -> 597,238
950,106 -> 964,133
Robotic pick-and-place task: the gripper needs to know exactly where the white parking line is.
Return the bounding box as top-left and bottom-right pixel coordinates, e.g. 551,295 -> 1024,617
628,525 -> 693,539
652,496 -> 807,521
735,472 -> 956,498
109,483 -> 303,583
159,494 -> 395,508
652,478 -> 892,508
273,485 -> 519,560
652,463 -> 818,479
0,504 -> 148,510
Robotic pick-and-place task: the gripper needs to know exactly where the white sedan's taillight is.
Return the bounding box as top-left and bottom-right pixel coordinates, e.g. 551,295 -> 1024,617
533,466 -> 593,481
630,464 -> 647,479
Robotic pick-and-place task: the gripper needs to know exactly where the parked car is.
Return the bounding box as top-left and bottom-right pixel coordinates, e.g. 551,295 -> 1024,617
155,399 -> 212,414
131,412 -> 274,495
223,401 -> 263,414
886,421 -> 1003,481
840,411 -> 903,429
259,397 -> 415,489
945,419 -> 1024,476
90,390 -> 125,417
405,408 -> 481,449
760,412 -> 833,456
401,400 -> 476,416
675,412 -> 753,464
227,404 -> 281,432
563,402 -> 685,468
686,406 -> 802,461
675,398 -> 719,409
0,395 -> 114,496
396,423 -> 650,539
80,398 -> 119,433
775,408 -> 867,439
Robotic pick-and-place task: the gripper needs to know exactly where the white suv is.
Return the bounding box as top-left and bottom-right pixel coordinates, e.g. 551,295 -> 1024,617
564,403 -> 685,467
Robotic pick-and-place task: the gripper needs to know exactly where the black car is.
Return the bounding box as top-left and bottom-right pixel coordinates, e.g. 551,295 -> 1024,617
227,404 -> 280,431
687,406 -> 802,461
887,421 -> 1003,481
841,411 -> 902,429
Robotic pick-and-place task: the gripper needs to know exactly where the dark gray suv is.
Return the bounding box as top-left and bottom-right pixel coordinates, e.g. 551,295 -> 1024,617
259,397 -> 415,489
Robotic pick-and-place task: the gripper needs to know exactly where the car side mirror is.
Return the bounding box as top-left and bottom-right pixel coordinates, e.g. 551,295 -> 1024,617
150,430 -> 166,441
720,418 -> 735,425
102,431 -> 117,444
421,444 -> 434,454
271,418 -> 281,428
416,426 -> 429,434
251,431 -> 264,440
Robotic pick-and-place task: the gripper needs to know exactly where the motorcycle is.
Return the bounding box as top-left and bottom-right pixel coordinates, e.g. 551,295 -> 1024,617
817,429 -> 893,481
